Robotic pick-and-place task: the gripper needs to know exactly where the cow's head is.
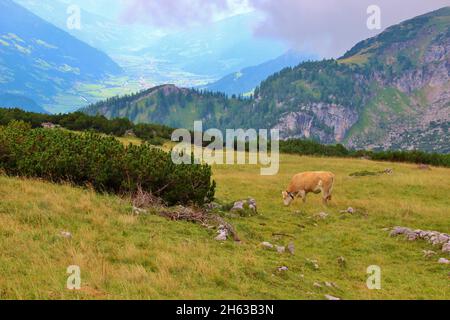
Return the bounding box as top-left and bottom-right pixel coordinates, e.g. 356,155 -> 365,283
282,191 -> 295,206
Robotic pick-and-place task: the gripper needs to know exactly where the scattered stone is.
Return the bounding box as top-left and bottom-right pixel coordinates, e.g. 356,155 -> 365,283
390,226 -> 450,254
278,266 -> 289,272
438,258 -> 449,265
337,256 -> 347,268
325,294 -> 341,301
314,212 -> 329,220
231,201 -> 244,211
261,242 -> 274,250
276,246 -> 286,254
313,282 -> 322,288
215,225 -> 229,241
230,198 -> 258,216
132,206 -> 148,215
287,242 -> 295,255
60,231 -> 72,239
306,259 -> 319,270
325,282 -> 339,289
340,207 -> 355,214
423,250 -> 437,258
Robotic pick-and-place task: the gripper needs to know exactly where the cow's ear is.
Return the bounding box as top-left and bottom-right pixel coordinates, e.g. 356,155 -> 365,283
282,191 -> 287,197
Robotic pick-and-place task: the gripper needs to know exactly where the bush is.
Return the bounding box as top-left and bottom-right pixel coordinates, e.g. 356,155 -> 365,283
0,121 -> 215,205
279,138 -> 450,168
0,108 -> 173,144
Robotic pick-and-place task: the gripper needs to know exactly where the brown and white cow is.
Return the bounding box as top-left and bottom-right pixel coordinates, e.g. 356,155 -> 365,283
282,171 -> 335,206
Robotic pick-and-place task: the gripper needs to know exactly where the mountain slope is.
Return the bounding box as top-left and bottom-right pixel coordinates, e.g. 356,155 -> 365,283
201,51 -> 313,96
0,93 -> 46,113
14,0 -> 157,54
82,7 -> 450,153
0,0 -> 122,111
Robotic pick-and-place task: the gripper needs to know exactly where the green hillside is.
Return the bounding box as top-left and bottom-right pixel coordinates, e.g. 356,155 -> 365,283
0,151 -> 449,299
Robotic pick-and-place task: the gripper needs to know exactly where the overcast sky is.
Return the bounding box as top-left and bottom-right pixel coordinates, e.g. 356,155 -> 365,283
121,0 -> 450,58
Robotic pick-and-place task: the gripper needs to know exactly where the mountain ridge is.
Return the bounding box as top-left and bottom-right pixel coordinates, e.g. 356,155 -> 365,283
0,0 -> 123,112
201,51 -> 314,96
82,7 -> 450,153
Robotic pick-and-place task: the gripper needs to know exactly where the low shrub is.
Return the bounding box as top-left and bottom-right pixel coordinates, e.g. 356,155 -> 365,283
0,121 -> 215,205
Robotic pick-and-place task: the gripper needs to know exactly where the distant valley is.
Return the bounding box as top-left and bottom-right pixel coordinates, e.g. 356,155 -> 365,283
0,0 -> 122,112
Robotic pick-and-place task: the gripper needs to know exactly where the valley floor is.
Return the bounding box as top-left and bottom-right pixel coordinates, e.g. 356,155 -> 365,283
0,154 -> 449,299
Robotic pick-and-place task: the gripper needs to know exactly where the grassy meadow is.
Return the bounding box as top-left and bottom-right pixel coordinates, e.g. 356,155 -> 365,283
0,149 -> 449,299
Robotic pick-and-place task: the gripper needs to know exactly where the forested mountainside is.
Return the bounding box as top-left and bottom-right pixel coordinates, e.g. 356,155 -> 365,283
202,51 -> 311,96
83,7 -> 450,153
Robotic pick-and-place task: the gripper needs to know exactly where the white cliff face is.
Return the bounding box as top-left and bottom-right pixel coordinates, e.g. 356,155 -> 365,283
273,103 -> 359,143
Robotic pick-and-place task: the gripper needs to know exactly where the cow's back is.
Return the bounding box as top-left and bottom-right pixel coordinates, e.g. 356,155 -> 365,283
291,171 -> 334,192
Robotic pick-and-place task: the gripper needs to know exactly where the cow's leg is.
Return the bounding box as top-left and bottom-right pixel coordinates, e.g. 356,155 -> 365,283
322,188 -> 332,205
299,190 -> 306,203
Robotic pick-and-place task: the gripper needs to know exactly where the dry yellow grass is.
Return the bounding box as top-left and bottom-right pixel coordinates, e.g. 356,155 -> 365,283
0,153 -> 449,300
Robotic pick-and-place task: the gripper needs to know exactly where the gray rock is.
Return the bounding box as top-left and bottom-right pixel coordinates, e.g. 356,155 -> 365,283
231,201 -> 244,211
325,294 -> 341,301
278,266 -> 289,272
60,231 -> 72,239
306,259 -> 319,270
313,282 -> 322,288
423,250 -> 437,258
406,231 -> 419,241
346,207 -> 355,214
390,226 -> 411,237
261,242 -> 274,250
132,206 -> 147,215
230,198 -> 258,215
276,246 -> 286,254
438,258 -> 450,264
287,242 -> 295,255
215,225 -> 229,241
314,212 -> 329,220
337,256 -> 346,268
442,243 -> 450,253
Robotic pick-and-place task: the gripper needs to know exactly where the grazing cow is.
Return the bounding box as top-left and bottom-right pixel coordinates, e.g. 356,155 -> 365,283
282,171 -> 335,206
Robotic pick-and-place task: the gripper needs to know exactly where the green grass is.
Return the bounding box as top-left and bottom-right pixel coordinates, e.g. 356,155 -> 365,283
0,151 -> 449,300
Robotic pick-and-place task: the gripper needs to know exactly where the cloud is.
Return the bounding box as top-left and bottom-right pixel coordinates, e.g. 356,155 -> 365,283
120,0 -> 231,27
120,0 -> 450,57
249,0 -> 450,58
